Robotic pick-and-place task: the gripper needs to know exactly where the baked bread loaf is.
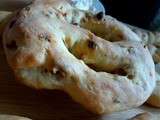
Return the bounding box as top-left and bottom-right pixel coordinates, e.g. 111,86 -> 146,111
127,25 -> 160,107
2,0 -> 156,114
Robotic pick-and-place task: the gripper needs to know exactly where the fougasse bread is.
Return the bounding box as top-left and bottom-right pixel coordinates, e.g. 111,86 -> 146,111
2,0 -> 156,114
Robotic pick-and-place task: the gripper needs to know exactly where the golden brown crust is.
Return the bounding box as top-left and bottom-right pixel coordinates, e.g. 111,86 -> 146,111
2,0 -> 156,114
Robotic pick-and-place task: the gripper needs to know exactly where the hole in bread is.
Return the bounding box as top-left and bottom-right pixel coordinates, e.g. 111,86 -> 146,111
72,22 -> 78,26
95,12 -> 104,20
66,38 -> 129,77
110,68 -> 128,76
9,20 -> 16,29
87,40 -> 97,49
55,69 -> 66,79
127,74 -> 134,79
144,44 -> 147,48
87,64 -> 127,76
80,17 -> 124,42
6,40 -> 18,50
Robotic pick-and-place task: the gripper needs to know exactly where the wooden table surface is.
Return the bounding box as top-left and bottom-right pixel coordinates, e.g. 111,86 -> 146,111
0,11 -> 160,120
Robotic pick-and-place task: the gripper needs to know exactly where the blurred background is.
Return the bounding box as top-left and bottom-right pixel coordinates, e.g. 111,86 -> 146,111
100,0 -> 160,30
